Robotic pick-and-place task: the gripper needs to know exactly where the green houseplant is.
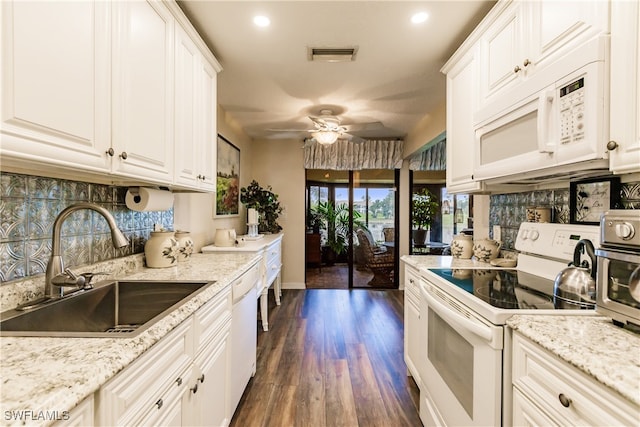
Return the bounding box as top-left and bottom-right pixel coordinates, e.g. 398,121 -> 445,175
240,180 -> 283,233
412,188 -> 439,245
312,201 -> 366,264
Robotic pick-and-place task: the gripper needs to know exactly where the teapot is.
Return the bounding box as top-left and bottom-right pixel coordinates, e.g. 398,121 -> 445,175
473,238 -> 501,262
214,228 -> 237,247
553,239 -> 597,309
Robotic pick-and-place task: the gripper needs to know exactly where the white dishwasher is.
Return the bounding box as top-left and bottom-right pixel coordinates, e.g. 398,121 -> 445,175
230,262 -> 259,414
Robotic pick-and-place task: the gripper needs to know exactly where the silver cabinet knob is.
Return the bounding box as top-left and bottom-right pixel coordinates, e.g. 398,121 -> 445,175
156,398 -> 163,409
606,140 -> 619,151
191,383 -> 199,394
523,58 -> 531,67
558,393 -> 571,408
119,151 -> 128,160
514,65 -> 521,73
106,148 -> 115,157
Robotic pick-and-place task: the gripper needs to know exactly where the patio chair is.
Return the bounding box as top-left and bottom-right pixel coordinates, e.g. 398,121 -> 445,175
356,228 -> 395,285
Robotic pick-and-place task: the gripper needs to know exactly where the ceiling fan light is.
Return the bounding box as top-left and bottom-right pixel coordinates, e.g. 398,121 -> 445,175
313,131 -> 339,145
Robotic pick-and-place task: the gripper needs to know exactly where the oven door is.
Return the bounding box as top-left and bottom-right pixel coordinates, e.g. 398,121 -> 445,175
419,279 -> 504,427
596,248 -> 640,326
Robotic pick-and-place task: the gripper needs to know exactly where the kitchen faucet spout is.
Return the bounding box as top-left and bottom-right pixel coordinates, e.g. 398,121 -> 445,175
45,203 -> 129,299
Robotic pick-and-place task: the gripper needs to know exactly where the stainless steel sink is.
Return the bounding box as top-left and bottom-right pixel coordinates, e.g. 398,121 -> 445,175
0,280 -> 214,338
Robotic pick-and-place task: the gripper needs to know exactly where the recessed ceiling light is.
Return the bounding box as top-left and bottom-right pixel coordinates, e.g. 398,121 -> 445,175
411,12 -> 429,24
253,15 -> 270,27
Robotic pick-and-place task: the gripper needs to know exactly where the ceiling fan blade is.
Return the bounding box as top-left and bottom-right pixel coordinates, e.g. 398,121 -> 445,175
344,132 -> 366,143
343,121 -> 384,132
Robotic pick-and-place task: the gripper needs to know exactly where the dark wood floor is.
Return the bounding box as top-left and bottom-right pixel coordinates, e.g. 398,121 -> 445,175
306,264 -> 396,289
230,289 -> 421,427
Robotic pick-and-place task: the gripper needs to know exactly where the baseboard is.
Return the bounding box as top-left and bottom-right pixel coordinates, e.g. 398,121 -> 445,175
281,281 -> 306,289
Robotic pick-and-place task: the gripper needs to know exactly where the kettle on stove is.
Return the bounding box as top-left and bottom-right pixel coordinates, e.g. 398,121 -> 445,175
553,239 -> 597,309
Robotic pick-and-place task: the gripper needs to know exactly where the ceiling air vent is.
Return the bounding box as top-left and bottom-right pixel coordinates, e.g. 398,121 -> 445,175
308,47 -> 358,62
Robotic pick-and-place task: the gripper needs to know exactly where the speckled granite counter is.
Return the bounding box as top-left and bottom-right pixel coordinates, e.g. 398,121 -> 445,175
507,315 -> 640,406
0,252 -> 261,427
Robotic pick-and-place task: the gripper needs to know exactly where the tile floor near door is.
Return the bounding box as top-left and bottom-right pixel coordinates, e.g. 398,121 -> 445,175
230,289 -> 421,427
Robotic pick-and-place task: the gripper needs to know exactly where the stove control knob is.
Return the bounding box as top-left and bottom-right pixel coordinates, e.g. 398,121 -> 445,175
615,222 -> 635,240
521,230 -> 529,240
529,230 -> 540,241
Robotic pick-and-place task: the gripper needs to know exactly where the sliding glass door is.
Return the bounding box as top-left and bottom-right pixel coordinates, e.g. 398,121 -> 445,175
306,169 -> 399,288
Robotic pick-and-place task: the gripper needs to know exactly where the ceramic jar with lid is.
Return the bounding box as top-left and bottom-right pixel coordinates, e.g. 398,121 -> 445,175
145,231 -> 179,268
451,234 -> 473,259
473,238 -> 501,262
175,231 -> 194,262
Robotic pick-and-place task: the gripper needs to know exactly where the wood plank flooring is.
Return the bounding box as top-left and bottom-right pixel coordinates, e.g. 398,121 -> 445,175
230,289 -> 421,427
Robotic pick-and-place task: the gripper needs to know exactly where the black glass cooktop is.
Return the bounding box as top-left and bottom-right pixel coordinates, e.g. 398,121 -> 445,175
428,269 -> 557,310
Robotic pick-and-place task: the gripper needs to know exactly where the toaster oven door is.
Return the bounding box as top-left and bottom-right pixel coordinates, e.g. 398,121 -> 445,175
596,248 -> 640,327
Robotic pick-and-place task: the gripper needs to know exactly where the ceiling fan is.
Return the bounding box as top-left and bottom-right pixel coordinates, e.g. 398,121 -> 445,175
267,109 -> 382,145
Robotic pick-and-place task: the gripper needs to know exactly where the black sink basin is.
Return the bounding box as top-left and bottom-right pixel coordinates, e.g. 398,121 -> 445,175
0,280 -> 213,338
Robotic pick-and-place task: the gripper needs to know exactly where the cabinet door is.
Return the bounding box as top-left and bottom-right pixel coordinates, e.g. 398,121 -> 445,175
478,1 -> 525,109
198,58 -> 218,191
185,332 -> 231,427
0,1 -> 111,172
111,0 -> 174,182
445,47 -> 483,193
609,0 -> 640,174
174,23 -> 200,188
512,388 -> 556,427
528,0 -> 609,72
404,266 -> 421,386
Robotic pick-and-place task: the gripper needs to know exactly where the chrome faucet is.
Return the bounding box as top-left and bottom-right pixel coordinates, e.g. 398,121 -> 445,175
44,203 -> 129,298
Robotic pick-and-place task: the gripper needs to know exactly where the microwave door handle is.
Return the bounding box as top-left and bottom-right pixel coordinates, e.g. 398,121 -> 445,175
422,287 -> 494,342
537,89 -> 555,154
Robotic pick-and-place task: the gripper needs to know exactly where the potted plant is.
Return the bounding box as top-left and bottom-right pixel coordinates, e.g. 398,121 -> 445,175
412,188 -> 439,245
240,180 -> 283,233
312,201 -> 366,264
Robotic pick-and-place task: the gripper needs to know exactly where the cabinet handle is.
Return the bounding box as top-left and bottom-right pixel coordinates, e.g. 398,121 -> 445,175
198,374 -> 205,383
523,58 -> 531,67
105,148 -> 115,157
176,377 -> 183,386
155,398 -> 163,409
558,393 -> 572,408
409,279 -> 414,284
191,383 -> 199,394
119,151 -> 128,160
514,65 -> 521,73
606,140 -> 619,151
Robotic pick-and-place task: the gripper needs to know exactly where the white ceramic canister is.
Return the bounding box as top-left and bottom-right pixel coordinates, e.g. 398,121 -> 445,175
175,231 -> 194,262
450,234 -> 473,259
145,231 -> 179,268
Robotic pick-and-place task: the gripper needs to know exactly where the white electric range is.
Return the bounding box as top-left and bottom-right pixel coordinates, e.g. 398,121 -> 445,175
416,222 -> 600,427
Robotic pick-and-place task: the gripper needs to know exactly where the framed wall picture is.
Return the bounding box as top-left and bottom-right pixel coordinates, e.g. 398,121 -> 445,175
569,176 -> 621,225
215,134 -> 240,217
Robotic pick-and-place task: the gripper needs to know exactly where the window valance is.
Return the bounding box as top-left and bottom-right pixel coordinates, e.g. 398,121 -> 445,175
408,138 -> 446,171
303,139 -> 404,170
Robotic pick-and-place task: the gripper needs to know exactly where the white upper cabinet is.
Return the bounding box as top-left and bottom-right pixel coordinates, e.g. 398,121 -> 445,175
111,0 -> 175,183
478,0 -> 609,111
443,46 -> 484,193
173,23 -> 218,191
1,0 -> 220,191
609,0 -> 640,174
0,1 -> 111,172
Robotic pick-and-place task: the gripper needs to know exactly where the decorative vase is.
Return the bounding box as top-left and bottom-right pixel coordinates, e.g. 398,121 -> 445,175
145,231 -> 179,268
473,238 -> 501,262
451,234 -> 473,259
175,231 -> 194,262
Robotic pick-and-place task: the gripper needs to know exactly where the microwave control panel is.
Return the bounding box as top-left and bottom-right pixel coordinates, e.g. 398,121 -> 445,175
559,77 -> 585,145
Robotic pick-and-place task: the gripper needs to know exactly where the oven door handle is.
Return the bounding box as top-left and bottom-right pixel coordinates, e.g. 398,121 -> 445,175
422,287 -> 494,342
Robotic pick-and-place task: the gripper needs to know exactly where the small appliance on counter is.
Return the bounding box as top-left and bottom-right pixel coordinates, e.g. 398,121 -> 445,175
596,210 -> 640,328
214,228 -> 236,247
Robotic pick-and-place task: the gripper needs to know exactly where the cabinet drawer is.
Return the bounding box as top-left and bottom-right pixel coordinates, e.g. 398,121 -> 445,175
264,241 -> 281,285
512,333 -> 637,426
194,285 -> 231,353
97,320 -> 193,426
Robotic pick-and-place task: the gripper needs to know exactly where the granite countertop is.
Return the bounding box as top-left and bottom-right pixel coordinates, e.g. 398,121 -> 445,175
201,232 -> 282,253
0,252 -> 261,427
507,315 -> 640,406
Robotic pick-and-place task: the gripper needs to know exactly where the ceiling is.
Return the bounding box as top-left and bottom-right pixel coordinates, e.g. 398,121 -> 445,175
177,1 -> 496,141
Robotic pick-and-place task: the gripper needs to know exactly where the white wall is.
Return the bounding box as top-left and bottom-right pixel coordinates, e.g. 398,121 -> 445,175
250,138 -> 306,289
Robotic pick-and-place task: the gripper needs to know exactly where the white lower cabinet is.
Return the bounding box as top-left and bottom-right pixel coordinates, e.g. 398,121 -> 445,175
403,263 -> 421,387
511,332 -> 638,426
96,285 -> 233,427
53,396 -> 95,427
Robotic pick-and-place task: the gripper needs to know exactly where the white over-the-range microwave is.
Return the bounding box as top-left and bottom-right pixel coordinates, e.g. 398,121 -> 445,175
474,35 -> 610,184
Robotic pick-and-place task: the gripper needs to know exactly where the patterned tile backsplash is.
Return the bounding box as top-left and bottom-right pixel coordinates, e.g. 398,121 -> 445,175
490,181 -> 640,250
0,172 -> 174,282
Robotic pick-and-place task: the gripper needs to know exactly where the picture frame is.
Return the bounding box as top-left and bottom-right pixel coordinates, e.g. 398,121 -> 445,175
215,134 -> 240,217
569,176 -> 621,225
